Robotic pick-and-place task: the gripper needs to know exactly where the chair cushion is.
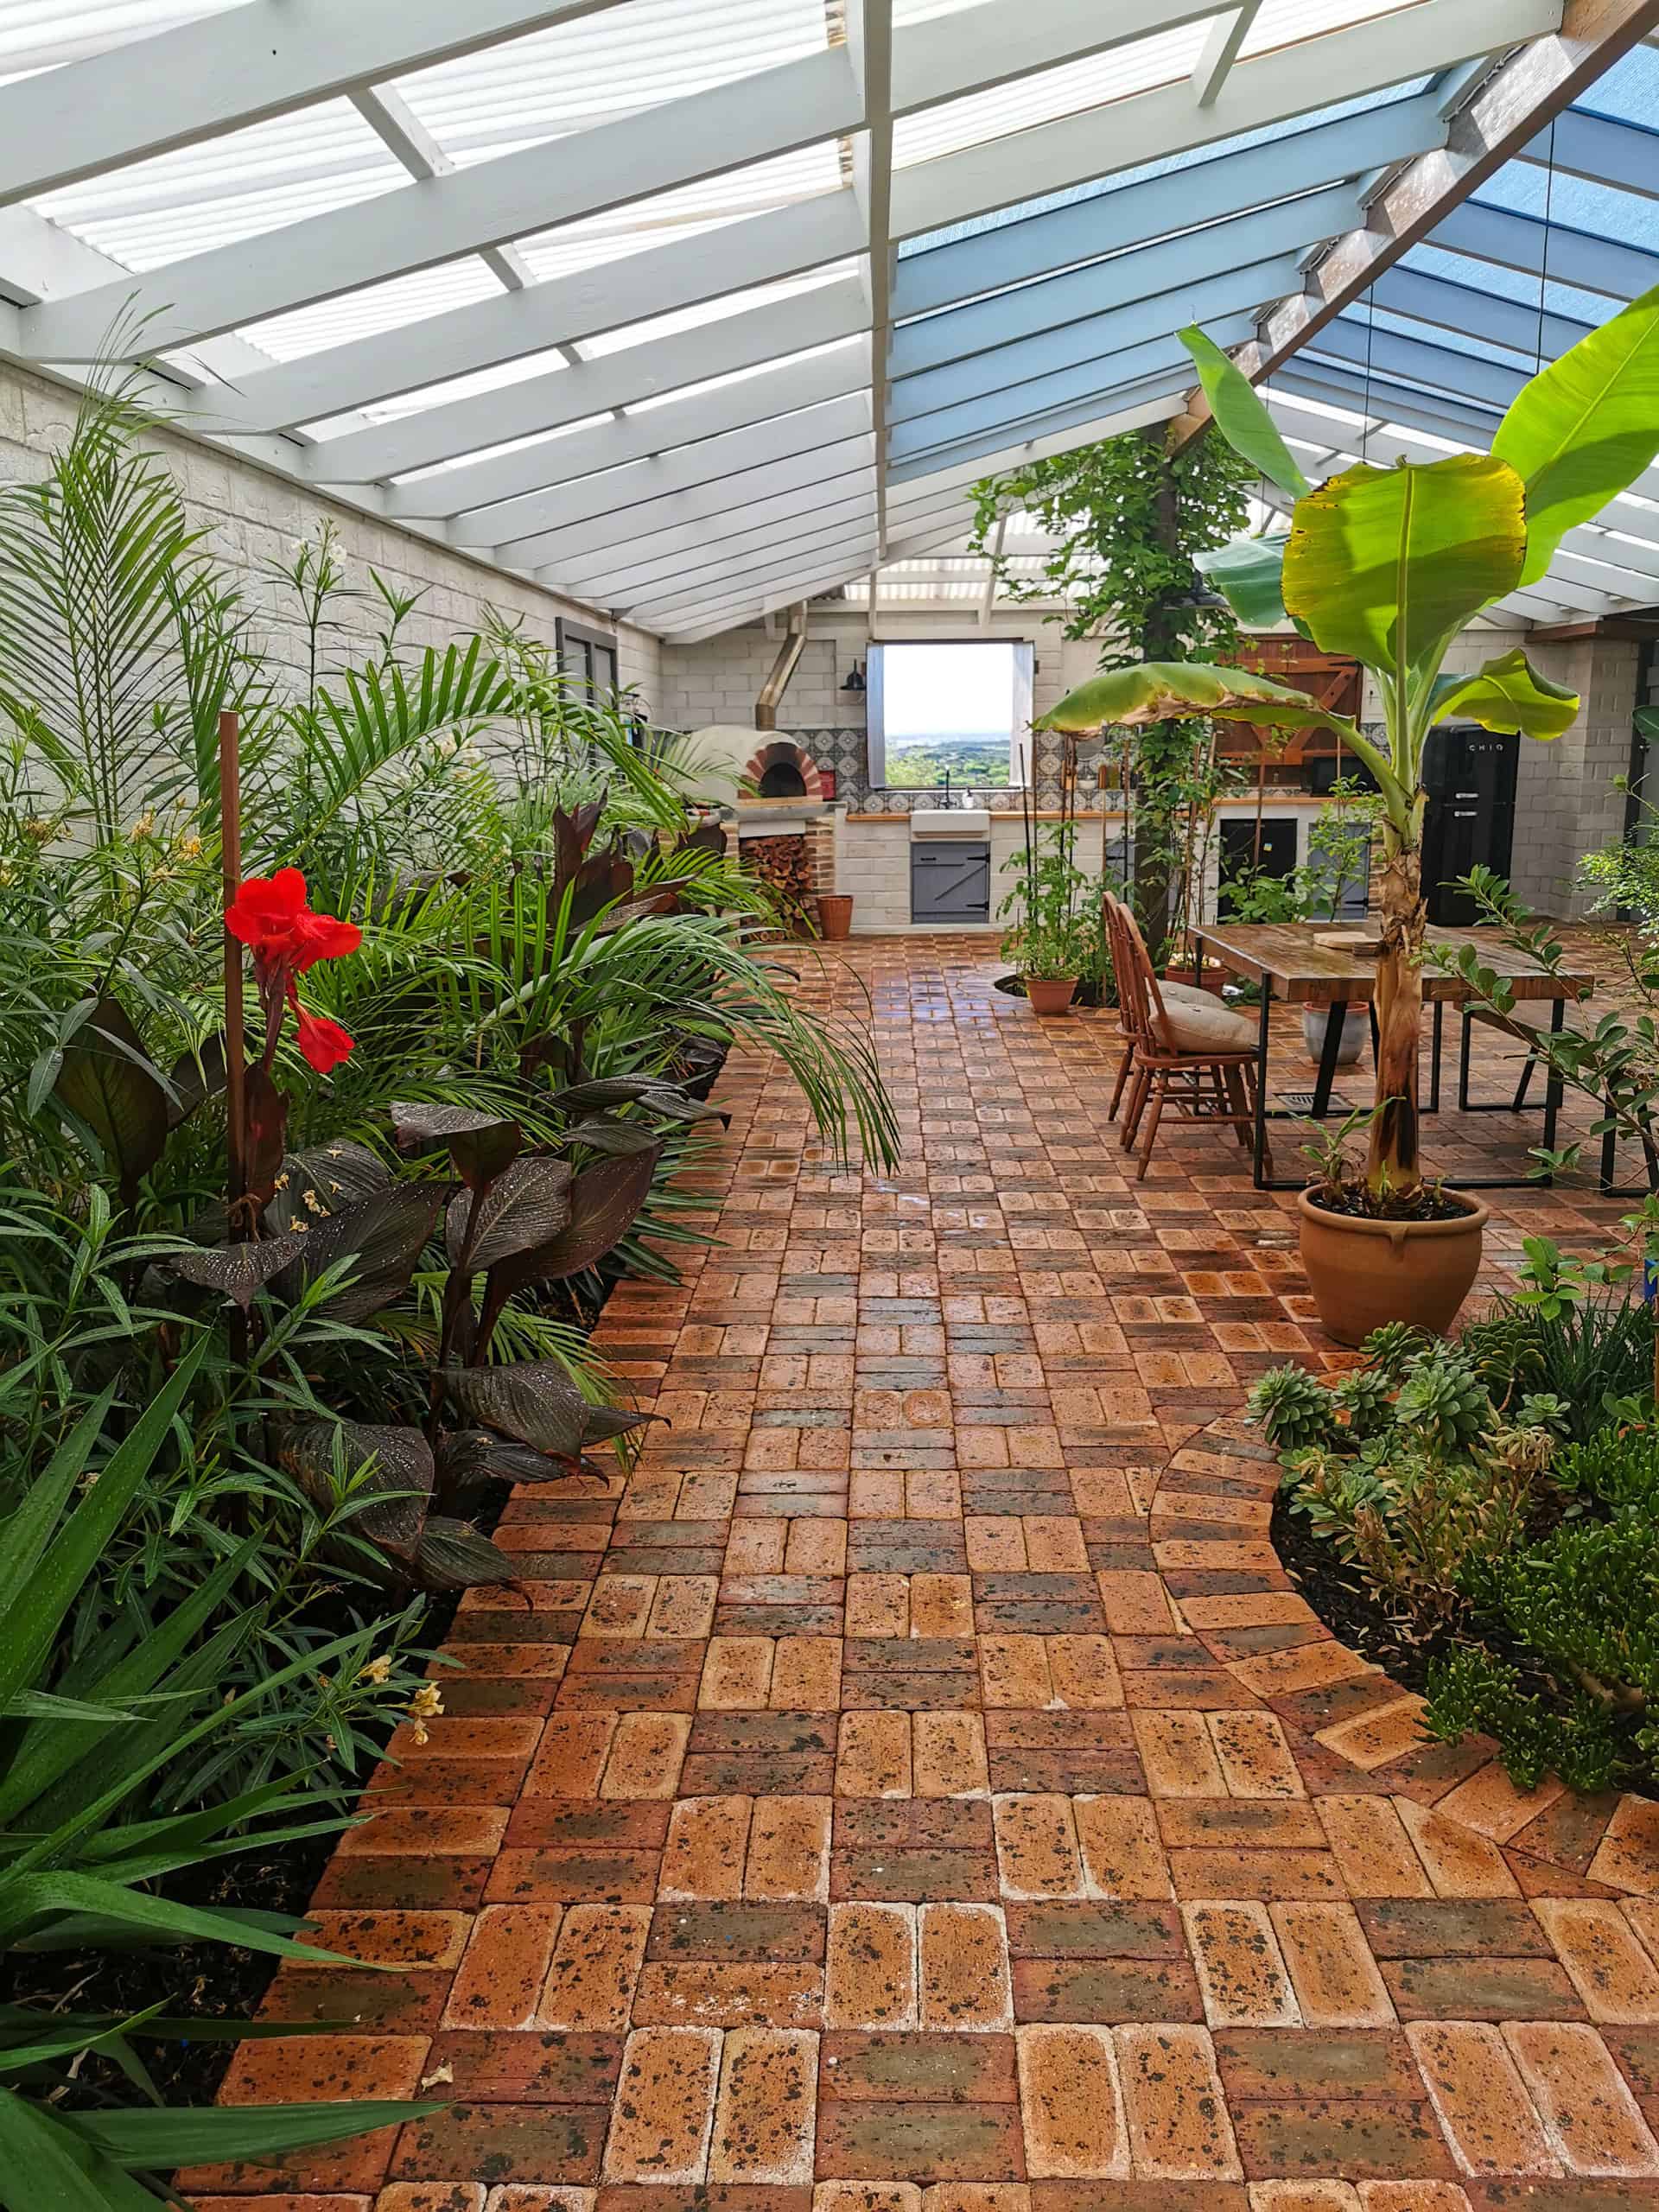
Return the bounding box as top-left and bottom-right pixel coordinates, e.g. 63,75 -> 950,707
1156,996 -> 1258,1053
1160,980 -> 1214,1010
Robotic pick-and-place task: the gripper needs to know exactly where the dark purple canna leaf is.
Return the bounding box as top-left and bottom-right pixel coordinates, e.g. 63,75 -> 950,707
165,1032 -> 227,1128
415,1516 -> 518,1591
560,1116 -> 662,1157
244,1065 -> 290,1212
440,1360 -> 591,1457
580,1403 -> 664,1445
445,1154 -> 574,1273
265,1138 -> 391,1235
167,1230 -> 311,1310
53,994 -> 168,1200
272,1186 -> 441,1323
281,1421 -> 435,1555
391,1100 -> 521,1190
474,1143 -> 662,1349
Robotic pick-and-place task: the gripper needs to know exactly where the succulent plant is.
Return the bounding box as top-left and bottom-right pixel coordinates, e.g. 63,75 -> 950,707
1360,1319 -> 1433,1383
1393,1351 -> 1493,1457
1248,1363 -> 1338,1452
1332,1365 -> 1395,1440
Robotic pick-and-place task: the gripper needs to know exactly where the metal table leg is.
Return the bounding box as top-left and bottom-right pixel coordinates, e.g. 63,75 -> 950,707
1310,999 -> 1348,1120
1253,977 -> 1273,1191
1428,1000 -> 1443,1116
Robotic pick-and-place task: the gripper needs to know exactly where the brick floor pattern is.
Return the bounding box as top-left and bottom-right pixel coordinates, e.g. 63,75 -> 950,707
188,939 -> 1659,2212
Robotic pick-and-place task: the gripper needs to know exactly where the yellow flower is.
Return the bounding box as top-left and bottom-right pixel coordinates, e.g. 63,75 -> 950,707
178,834 -> 202,859
130,811 -> 156,841
357,1654 -> 393,1685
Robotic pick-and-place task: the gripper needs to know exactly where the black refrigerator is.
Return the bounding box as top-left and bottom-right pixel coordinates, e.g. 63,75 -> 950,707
1420,724 -> 1517,925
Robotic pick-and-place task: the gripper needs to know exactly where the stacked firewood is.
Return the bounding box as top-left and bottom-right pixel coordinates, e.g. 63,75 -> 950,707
741,833 -> 815,933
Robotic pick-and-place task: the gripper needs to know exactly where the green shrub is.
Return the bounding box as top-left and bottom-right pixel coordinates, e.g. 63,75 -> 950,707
1249,1363 -> 1336,1452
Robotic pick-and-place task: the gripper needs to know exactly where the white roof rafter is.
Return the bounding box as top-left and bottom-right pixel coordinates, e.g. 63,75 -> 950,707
1,0 -> 1644,642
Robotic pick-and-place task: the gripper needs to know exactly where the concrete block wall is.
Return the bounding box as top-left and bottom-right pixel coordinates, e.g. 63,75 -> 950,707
0,359 -> 660,715
1509,633 -> 1639,917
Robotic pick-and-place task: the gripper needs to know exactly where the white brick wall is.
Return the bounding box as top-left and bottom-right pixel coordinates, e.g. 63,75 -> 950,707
0,359 -> 661,710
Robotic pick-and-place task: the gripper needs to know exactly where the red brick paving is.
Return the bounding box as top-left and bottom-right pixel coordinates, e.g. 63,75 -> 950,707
193,938 -> 1659,2210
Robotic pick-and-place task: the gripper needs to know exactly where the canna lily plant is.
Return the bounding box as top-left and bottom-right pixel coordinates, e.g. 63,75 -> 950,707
1039,286 -> 1659,1202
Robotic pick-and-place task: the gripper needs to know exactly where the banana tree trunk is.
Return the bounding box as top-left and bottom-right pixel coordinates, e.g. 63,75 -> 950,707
1366,826 -> 1425,1198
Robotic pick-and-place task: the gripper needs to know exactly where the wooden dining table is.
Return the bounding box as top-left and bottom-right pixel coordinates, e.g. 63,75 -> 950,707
1187,919 -> 1597,1192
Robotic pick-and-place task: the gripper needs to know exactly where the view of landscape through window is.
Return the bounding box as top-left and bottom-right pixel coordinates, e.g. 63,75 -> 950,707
880,640 -> 1016,786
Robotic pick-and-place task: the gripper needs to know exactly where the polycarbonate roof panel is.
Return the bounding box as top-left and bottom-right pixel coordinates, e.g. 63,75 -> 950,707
1240,0 -> 1439,60
515,147 -> 845,284
0,0 -> 1625,635
0,1 -> 235,73
391,0 -> 832,166
35,100 -> 405,268
893,28 -> 1212,168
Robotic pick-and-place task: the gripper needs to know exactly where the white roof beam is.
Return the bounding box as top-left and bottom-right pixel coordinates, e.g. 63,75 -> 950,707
626,523 -> 883,625
349,87 -> 537,301
308,276 -> 869,483
535,438 -> 877,574
429,359 -> 870,537
0,0 -> 627,207
575,495 -> 881,606
652,553 -> 875,638
23,0 -> 1231,369
193,194 -> 868,437
849,0 -> 895,559
1192,3 -> 1263,106
891,0 -> 1562,241
891,96 -> 1446,319
23,44 -> 864,360
543,467 -> 878,587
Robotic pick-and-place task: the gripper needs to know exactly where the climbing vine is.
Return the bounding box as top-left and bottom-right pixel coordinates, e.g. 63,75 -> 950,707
969,424 -> 1257,948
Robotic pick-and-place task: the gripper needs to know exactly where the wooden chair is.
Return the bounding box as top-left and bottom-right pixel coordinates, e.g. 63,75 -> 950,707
1105,893 -> 1268,1181
1103,891 -> 1212,1124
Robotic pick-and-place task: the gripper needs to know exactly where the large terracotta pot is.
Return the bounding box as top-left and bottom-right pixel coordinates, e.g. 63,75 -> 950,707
1297,1185 -> 1489,1348
1023,976 -> 1077,1015
816,893 -> 854,941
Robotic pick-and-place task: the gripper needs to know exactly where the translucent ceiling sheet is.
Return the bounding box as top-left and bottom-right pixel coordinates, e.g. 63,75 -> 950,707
1241,0 -> 1433,60
35,100 -> 404,268
239,260 -> 506,365
893,28 -> 1212,168
579,264 -> 861,359
515,146 -> 844,285
0,1 -> 235,73
392,0 -> 831,167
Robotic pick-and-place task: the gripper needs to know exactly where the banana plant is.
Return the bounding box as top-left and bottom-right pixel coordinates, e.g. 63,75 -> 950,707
1039,287 -> 1659,1197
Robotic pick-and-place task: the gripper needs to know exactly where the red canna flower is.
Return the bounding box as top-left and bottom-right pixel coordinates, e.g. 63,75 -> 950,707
226,868 -> 362,974
290,998 -> 354,1074
226,867 -> 360,1078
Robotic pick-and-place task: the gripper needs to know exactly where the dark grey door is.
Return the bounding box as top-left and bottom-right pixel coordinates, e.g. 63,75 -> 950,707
912,842 -> 990,923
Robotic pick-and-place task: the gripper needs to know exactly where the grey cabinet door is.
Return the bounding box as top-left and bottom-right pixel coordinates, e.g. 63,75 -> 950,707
911,842 -> 990,923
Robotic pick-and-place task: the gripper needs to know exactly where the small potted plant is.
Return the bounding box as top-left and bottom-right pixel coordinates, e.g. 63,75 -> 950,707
1000,817 -> 1090,1014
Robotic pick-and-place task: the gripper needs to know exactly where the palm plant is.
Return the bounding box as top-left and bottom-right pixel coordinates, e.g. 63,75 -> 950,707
1038,289 -> 1659,1199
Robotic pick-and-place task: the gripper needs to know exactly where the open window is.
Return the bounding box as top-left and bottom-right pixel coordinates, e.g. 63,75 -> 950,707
866,640 -> 1033,790
556,617 -> 620,702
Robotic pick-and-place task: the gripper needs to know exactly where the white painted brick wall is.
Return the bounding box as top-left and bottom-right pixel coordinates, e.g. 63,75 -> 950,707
0,359 -> 661,712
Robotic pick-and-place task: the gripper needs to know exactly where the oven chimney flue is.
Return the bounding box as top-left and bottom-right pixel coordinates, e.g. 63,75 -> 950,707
755,601 -> 808,731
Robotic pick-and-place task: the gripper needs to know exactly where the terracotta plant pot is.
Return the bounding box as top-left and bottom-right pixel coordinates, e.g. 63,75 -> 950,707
1162,960 -> 1225,996
1023,976 -> 1077,1015
1296,1185 -> 1489,1348
816,893 -> 854,941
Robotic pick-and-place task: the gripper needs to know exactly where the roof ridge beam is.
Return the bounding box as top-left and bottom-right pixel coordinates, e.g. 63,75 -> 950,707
0,0 -> 626,207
